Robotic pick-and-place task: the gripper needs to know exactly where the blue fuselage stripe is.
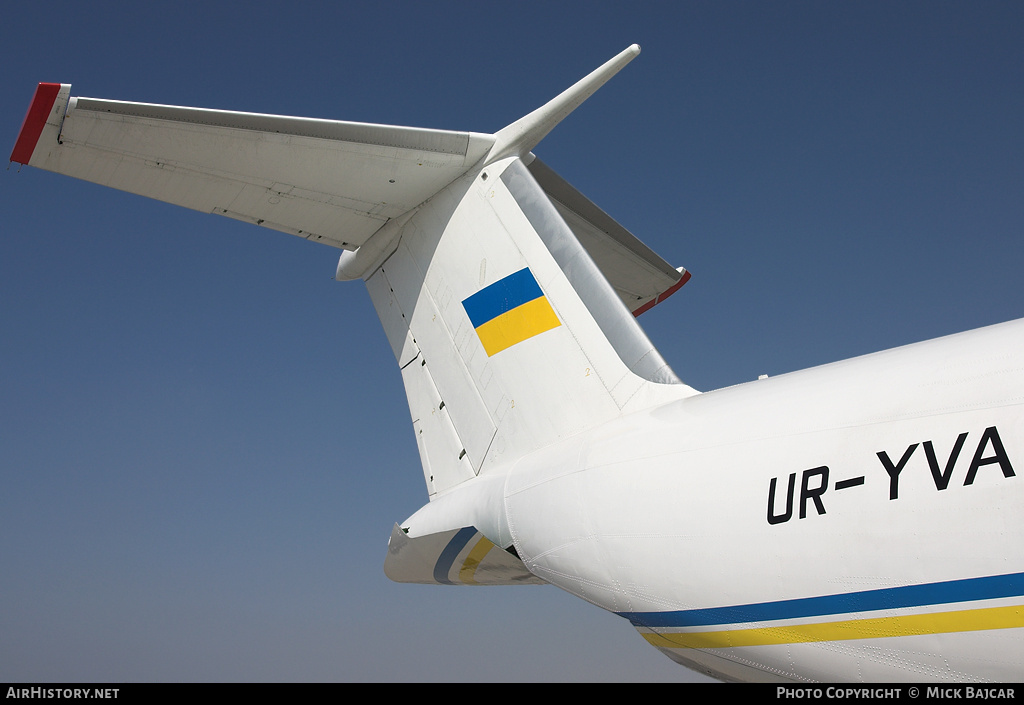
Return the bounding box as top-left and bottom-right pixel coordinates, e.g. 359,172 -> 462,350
618,571 -> 1024,628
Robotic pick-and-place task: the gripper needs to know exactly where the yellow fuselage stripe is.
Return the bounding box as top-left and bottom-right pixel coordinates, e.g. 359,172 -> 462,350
474,296 -> 560,356
641,605 -> 1024,649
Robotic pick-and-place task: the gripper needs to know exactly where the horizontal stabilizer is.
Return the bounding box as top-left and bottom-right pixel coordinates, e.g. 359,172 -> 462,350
486,44 -> 641,165
12,84 -> 493,250
527,158 -> 689,315
12,54 -> 688,316
12,46 -> 696,514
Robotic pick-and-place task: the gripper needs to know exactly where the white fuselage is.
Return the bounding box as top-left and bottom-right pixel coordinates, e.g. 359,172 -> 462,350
409,318 -> 1024,681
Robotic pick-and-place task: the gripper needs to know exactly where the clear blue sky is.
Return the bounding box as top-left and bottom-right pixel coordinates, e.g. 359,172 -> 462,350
2,1 -> 1022,683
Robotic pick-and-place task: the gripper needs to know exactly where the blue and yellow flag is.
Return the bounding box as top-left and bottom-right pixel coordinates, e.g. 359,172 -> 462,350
462,268 -> 561,356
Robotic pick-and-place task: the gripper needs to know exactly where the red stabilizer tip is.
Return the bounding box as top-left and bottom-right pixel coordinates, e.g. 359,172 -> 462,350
10,83 -> 62,164
633,269 -> 692,317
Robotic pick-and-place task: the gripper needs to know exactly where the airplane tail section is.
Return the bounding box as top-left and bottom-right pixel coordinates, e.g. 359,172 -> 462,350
9,45 -> 697,508
359,152 -> 697,498
339,47 -> 699,500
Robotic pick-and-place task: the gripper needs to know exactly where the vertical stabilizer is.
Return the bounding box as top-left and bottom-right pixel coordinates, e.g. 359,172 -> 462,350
364,155 -> 696,498
356,46 -> 696,499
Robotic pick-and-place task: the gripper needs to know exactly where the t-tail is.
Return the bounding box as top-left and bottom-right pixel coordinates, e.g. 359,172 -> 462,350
332,48 -> 699,583
325,45 -> 696,582
9,44 -> 695,585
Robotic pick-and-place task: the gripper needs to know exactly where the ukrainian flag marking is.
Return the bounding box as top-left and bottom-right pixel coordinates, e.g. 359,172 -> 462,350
462,268 -> 560,356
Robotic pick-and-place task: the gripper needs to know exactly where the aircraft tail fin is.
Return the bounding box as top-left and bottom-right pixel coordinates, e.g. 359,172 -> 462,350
8,49 -> 696,506
360,152 -> 697,498
351,46 -> 698,499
